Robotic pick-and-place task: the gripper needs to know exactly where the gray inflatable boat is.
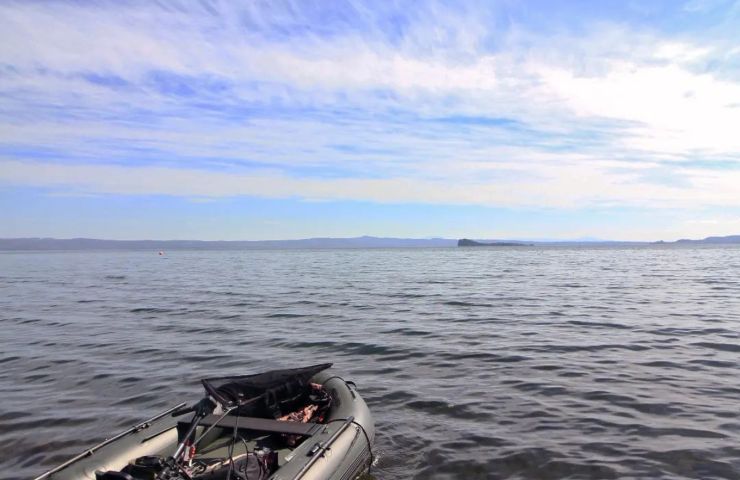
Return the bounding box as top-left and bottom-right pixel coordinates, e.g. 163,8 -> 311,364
34,364 -> 374,480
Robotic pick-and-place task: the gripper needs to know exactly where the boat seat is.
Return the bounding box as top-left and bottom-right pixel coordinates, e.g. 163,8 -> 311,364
179,415 -> 323,437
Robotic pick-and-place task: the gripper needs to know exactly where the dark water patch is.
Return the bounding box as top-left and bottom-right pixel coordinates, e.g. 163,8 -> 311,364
411,454 -> 495,480
265,312 -> 308,318
438,351 -> 527,363
405,400 -> 491,421
383,352 -> 429,361
557,283 -> 587,288
644,448 -> 738,478
78,341 -> 116,349
179,353 -> 232,363
638,360 -> 684,369
649,326 -> 736,336
621,401 -> 682,416
126,346 -> 172,357
119,376 -> 143,384
632,425 -> 728,439
23,373 -> 52,382
112,393 -> 162,406
1,416 -> 95,433
524,343 -> 651,353
380,327 -> 436,337
50,358 -> 77,365
690,359 -> 736,368
566,320 -> 632,329
129,307 -> 174,314
352,366 -> 403,376
580,441 -> 629,457
442,300 -> 494,307
339,342 -> 413,357
0,411 -> 32,421
151,324 -> 224,335
386,292 -> 438,299
45,320 -> 73,328
377,390 -> 418,403
512,382 -> 570,397
276,339 -> 418,359
582,391 -> 635,403
693,342 -> 740,353
484,448 -> 621,480
696,386 -> 740,396
18,318 -> 43,325
495,355 -> 529,363
452,433 -> 509,449
513,408 -> 559,419
287,299 -> 316,305
275,340 -> 336,349
719,423 -> 740,432
530,364 -> 564,371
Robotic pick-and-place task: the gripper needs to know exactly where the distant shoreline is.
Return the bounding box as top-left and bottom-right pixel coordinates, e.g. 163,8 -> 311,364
1,235 -> 739,251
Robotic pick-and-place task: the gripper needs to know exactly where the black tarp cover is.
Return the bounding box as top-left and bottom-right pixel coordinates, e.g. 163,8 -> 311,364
201,363 -> 332,414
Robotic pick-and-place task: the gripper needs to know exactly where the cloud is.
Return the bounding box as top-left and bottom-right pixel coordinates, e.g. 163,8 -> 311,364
3,158 -> 740,210
537,59 -> 740,154
1,0 -> 740,215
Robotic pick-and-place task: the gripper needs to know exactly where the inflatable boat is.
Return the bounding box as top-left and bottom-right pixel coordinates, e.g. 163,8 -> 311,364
34,364 -> 374,480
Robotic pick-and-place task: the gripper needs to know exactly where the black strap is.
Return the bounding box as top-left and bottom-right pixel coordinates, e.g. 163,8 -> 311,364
183,415 -> 322,437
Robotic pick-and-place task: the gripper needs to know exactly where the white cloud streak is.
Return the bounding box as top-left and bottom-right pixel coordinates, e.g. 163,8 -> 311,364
3,158 -> 740,210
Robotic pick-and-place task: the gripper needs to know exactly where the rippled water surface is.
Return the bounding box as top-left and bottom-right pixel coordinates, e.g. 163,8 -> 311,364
2,247 -> 740,480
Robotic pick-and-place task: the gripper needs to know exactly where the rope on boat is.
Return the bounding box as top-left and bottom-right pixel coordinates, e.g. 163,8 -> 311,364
320,376 -> 374,475
323,417 -> 375,476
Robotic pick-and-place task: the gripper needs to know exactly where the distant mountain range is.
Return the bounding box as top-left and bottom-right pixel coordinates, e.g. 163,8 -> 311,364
0,236 -> 456,250
672,235 -> 740,244
1,235 -> 740,251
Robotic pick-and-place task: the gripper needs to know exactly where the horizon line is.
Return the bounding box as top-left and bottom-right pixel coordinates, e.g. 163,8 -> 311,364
1,234 -> 739,245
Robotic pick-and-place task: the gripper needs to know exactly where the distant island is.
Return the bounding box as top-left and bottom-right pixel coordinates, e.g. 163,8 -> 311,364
458,239 -> 532,247
1,235 -> 740,251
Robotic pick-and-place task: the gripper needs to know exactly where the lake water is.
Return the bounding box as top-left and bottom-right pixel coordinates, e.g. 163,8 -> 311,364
2,246 -> 740,480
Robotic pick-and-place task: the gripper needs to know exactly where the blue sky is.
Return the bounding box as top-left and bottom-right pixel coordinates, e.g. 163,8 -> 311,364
2,0 -> 740,240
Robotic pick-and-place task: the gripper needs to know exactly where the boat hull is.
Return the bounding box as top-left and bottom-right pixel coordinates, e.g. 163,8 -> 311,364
40,370 -> 374,480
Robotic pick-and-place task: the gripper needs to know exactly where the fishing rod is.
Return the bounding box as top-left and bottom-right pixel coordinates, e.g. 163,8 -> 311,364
33,402 -> 187,480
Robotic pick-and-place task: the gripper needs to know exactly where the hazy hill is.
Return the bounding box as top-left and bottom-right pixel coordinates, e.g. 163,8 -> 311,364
0,236 -> 457,251
673,235 -> 740,244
